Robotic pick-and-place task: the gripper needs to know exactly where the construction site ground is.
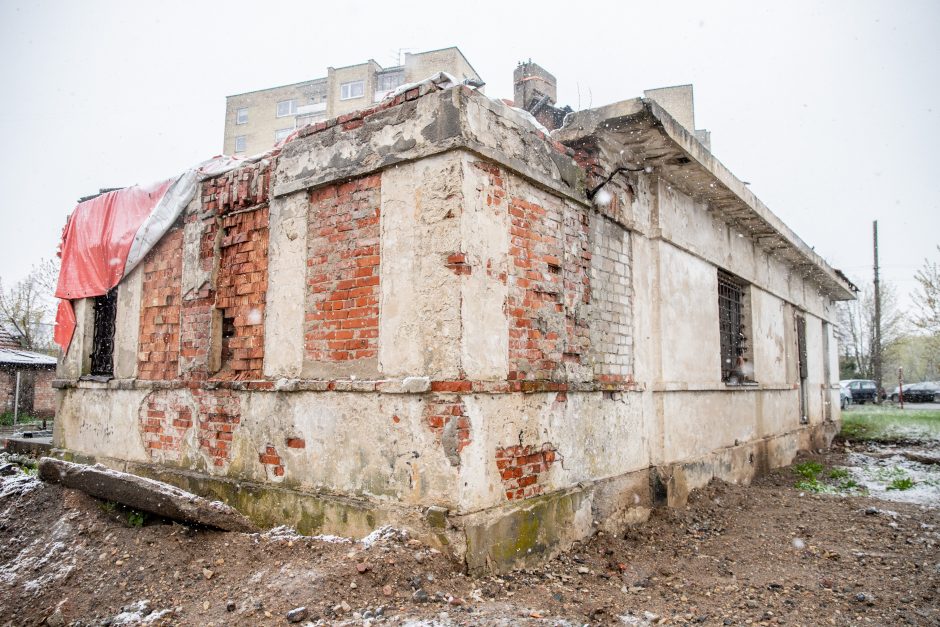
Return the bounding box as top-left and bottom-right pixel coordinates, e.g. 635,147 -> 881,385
0,433 -> 937,626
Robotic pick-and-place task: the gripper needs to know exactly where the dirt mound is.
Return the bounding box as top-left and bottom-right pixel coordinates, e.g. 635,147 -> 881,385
0,449 -> 937,626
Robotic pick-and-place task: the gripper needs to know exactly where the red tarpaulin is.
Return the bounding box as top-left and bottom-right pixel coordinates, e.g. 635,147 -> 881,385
54,179 -> 173,350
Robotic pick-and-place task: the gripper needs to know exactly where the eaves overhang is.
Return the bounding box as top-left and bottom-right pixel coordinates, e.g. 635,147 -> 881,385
554,98 -> 857,302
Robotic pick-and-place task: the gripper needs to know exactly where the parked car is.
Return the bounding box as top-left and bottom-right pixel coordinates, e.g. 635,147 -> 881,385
902,381 -> 940,403
840,385 -> 852,410
888,383 -> 916,402
840,379 -> 879,404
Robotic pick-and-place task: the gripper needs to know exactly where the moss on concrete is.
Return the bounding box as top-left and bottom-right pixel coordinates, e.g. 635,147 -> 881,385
463,489 -> 589,574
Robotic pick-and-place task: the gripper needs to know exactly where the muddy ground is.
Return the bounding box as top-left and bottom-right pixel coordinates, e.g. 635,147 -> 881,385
0,440 -> 937,627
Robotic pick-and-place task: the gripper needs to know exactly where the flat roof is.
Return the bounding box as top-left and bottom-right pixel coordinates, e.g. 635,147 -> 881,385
227,76 -> 327,100
0,348 -> 57,367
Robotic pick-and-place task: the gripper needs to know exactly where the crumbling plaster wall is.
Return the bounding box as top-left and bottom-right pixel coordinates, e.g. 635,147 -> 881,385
54,87 -> 845,568
633,166 -> 838,472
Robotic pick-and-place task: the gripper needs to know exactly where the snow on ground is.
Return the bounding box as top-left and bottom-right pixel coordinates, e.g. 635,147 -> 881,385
845,450 -> 940,507
360,525 -> 407,548
0,470 -> 39,499
109,601 -> 173,625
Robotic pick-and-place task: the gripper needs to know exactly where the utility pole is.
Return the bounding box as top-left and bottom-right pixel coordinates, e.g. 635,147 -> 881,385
873,220 -> 882,403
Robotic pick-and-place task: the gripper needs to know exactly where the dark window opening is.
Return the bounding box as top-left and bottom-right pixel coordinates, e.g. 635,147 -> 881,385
220,313 -> 236,367
90,288 -> 118,376
718,271 -> 750,383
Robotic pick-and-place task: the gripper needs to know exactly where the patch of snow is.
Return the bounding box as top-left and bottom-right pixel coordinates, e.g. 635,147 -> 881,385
847,452 -> 940,507
0,470 -> 40,498
0,514 -> 76,595
262,525 -> 305,540
508,107 -> 550,135
386,72 -> 459,100
309,533 -> 352,544
360,525 -> 407,548
110,600 -> 173,625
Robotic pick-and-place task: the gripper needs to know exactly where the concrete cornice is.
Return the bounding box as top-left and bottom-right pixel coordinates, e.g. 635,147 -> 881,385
272,87 -> 588,208
554,98 -> 857,302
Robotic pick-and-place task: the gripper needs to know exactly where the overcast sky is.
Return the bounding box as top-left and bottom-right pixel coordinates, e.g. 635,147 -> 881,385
1,0 -> 937,312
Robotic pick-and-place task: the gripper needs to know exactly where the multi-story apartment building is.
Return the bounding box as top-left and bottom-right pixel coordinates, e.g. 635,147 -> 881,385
223,47 -> 481,156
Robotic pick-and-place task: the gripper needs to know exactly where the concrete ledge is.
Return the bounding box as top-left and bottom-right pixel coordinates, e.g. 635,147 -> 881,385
2,437 -> 53,456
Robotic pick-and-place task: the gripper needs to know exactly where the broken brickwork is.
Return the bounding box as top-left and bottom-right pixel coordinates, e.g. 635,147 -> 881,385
139,390 -> 193,462
304,175 -> 381,363
137,227 -> 184,380
495,443 -> 557,500
499,165 -> 591,384
215,207 -> 269,378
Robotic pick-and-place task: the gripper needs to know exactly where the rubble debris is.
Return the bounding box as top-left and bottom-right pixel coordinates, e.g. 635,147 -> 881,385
37,457 -> 257,532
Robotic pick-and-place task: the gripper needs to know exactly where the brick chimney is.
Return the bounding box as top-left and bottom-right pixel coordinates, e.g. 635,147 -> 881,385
513,61 -> 557,111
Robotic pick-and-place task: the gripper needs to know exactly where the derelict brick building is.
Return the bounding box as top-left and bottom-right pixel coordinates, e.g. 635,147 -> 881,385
53,79 -> 855,572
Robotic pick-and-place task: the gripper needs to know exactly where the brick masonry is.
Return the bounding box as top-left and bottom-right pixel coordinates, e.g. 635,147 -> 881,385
137,227 -> 184,381
589,213 -> 634,383
215,207 -> 269,378
139,390 -> 193,462
495,442 -> 558,500
476,159 -> 592,384
304,175 -> 381,363
195,389 -> 241,468
259,444 -> 285,478
0,367 -> 55,418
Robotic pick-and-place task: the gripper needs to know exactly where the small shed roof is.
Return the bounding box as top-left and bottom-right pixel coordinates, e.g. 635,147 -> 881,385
0,348 -> 57,368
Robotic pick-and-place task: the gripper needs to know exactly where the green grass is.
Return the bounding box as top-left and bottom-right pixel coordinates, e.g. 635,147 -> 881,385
887,477 -> 916,491
792,461 -> 865,494
840,407 -> 940,443
828,468 -> 850,480
0,412 -> 39,426
794,461 -> 823,479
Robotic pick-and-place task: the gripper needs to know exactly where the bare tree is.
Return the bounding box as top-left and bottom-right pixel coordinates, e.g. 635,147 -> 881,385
0,259 -> 58,353
912,245 -> 940,335
835,280 -> 905,379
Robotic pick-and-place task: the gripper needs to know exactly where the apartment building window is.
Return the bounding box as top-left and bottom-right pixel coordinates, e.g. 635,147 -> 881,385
276,99 -> 296,117
235,107 -> 248,125
274,127 -> 293,142
234,136 -> 246,153
340,80 -> 365,100
374,71 -> 405,102
377,72 -> 404,92
717,270 -> 753,383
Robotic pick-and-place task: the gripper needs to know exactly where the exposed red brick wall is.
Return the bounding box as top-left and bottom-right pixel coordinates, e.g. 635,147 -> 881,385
496,443 -> 557,500
483,158 -> 590,383
139,391 -> 193,462
305,175 -> 381,362
259,444 -> 285,478
31,369 -> 56,417
137,227 -> 184,380
203,161 -> 271,215
425,395 -> 471,464
178,211 -> 218,382
215,208 -> 269,378
195,389 -> 240,468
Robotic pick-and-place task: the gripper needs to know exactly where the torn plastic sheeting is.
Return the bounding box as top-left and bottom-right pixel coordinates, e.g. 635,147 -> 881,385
54,177 -> 175,352
53,155 -> 251,352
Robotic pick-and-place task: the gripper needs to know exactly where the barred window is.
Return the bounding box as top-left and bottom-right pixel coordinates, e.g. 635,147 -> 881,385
90,288 -> 118,377
718,270 -> 751,383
